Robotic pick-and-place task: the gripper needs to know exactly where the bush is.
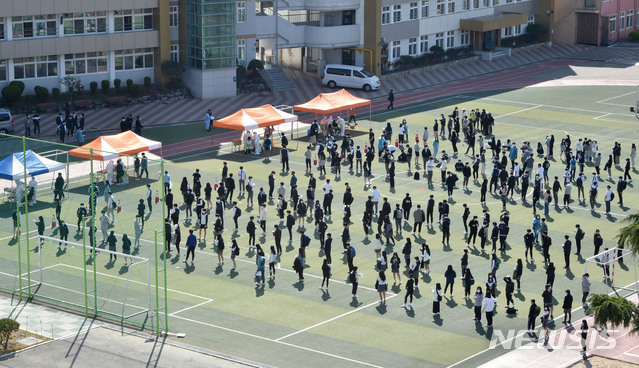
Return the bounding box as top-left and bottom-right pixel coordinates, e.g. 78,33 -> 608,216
9,81 -> 25,94
89,81 -> 98,96
630,29 -> 639,42
52,88 -> 60,99
526,23 -> 546,36
0,318 -> 20,351
247,59 -> 265,72
445,47 -> 461,60
144,76 -> 151,87
101,80 -> 110,95
1,85 -> 22,106
126,79 -> 133,92
114,79 -> 121,92
130,84 -> 141,97
34,86 -> 49,103
236,65 -> 247,77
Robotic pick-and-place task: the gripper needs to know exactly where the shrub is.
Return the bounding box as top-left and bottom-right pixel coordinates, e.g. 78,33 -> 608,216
161,61 -> 186,91
1,85 -> 22,106
52,88 -> 60,99
114,79 -> 121,92
126,79 -> 133,92
630,29 -> 639,42
9,81 -> 25,94
247,59 -> 265,72
445,47 -> 461,60
130,84 -> 141,97
0,318 -> 20,351
89,81 -> 98,96
236,65 -> 247,77
34,86 -> 49,103
526,23 -> 546,35
101,80 -> 110,95
144,76 -> 151,87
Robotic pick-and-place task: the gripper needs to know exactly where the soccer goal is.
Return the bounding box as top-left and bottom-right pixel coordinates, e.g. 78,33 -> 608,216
20,235 -> 158,331
584,247 -> 638,298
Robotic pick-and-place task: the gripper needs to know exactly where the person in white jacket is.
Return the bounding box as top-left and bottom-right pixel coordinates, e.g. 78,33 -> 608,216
259,205 -> 268,235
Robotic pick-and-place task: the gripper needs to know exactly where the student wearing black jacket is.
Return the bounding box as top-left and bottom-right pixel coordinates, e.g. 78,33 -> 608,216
524,229 -> 535,261
246,216 -> 256,250
324,233 -> 333,265
402,193 -> 412,223
273,225 -> 282,254
574,224 -> 585,255
562,290 -> 573,324
467,216 -> 478,247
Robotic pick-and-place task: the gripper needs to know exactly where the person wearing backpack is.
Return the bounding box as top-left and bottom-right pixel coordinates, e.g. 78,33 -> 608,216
617,176 -> 627,207
106,192 -> 116,224
527,299 -> 541,332
230,239 -> 239,270
347,243 -> 356,272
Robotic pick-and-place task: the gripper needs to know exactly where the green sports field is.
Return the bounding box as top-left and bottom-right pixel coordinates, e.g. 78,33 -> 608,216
1,84 -> 639,368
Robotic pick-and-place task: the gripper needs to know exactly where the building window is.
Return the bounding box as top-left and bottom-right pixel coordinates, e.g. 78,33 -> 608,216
620,11 -> 626,29
237,2 -> 247,23
410,2 -> 419,19
393,5 -> 402,22
528,15 -> 535,24
437,0 -> 445,14
65,52 -> 108,74
114,9 -> 153,32
0,60 -> 6,80
493,0 -> 499,6
63,12 -> 107,35
448,0 -> 456,13
382,6 -> 390,24
483,0 -> 490,7
474,0 -> 480,8
408,37 -> 417,55
12,15 -> 57,38
515,24 -> 522,34
461,30 -> 470,45
506,0 -> 513,3
446,30 -> 454,48
627,10 -> 634,29
237,39 -> 246,61
435,32 -> 444,48
13,56 -> 58,79
114,48 -> 154,70
170,6 -> 179,27
171,44 -> 180,62
392,40 -> 400,58
0,19 -> 5,40
609,16 -> 616,32
421,1 -> 429,17
503,27 -> 513,37
462,0 -> 471,10
420,35 -> 429,53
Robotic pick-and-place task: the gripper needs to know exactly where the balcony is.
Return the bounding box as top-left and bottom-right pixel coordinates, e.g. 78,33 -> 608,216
302,24 -> 360,48
279,0 -> 361,11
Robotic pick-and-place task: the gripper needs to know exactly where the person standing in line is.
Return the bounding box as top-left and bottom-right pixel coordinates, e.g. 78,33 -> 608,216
412,204 -> 425,235
593,229 -> 603,257
546,262 -> 556,288
376,271 -> 388,304
268,246 -> 278,279
349,266 -> 359,298
617,176 -> 627,207
230,239 -> 239,271
461,249 -> 469,277
580,320 -> 589,354
106,191 -> 116,224
562,235 -> 572,269
604,185 -> 613,215
444,265 -> 456,296
214,233 -> 224,266
540,306 -> 551,345
164,218 -> 172,252
390,252 -> 402,285
173,223 -> 182,255
513,258 -> 523,291
432,283 -> 442,315
411,257 -> 421,290
401,273 -> 415,308
32,112 -> 41,135
562,289 -> 573,325
319,258 -> 331,290
246,216 -> 256,251
421,243 -> 431,275
473,287 -> 483,322
574,224 -> 585,255
581,273 -> 591,305
106,230 -> 117,262
542,284 -> 554,319
504,276 -> 515,308
527,299 -> 541,333
259,205 -> 268,235
255,250 -> 266,287
402,238 -> 412,268
387,89 -> 395,110
482,291 -> 496,328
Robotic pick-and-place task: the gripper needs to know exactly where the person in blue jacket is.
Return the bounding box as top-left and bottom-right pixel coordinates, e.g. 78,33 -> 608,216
255,249 -> 266,287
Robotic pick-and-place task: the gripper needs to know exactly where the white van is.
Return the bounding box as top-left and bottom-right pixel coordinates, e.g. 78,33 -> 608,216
321,64 -> 381,92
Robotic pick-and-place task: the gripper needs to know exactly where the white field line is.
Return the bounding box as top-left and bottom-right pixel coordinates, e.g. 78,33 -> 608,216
494,105 -> 543,119
168,300 -> 214,316
275,293 -> 399,342
596,91 -> 636,105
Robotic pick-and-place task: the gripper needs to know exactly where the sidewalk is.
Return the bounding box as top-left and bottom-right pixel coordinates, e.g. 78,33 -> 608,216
0,294 -> 263,368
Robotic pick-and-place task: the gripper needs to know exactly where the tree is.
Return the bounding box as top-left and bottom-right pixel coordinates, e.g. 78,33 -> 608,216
89,81 -> 98,97
0,318 -> 20,351
113,79 -> 121,92
161,61 -> 185,91
101,80 -> 110,95
34,86 -> 49,103
61,76 -> 84,102
588,294 -> 639,333
617,212 -> 639,256
1,85 -> 22,106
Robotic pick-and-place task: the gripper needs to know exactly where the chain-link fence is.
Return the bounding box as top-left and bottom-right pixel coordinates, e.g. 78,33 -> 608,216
0,134 -> 168,333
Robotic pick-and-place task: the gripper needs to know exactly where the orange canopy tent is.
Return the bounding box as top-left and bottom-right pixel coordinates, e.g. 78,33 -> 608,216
69,131 -> 162,161
293,89 -> 372,123
213,104 -> 297,131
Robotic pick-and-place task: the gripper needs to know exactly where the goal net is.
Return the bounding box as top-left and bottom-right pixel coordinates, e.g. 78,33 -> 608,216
18,235 -> 156,330
584,247 -> 638,298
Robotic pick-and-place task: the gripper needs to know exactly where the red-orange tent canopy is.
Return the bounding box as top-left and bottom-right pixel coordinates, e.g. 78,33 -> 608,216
214,104 -> 297,131
69,131 -> 162,161
293,89 -> 371,114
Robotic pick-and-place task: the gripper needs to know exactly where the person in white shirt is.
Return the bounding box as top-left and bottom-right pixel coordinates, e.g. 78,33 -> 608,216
482,292 -> 496,328
426,158 -> 435,186
237,167 -> 247,194
575,139 -> 583,155
591,173 -> 599,187
323,179 -> 332,194
432,283 -> 442,315
106,192 -> 116,223
536,164 -> 544,182
277,182 -> 286,200
371,186 -> 381,214
28,176 -> 38,205
259,205 -> 268,235
604,185 -> 613,214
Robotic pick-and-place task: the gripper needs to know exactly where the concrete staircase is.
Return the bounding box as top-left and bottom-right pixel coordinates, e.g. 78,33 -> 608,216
259,67 -> 295,91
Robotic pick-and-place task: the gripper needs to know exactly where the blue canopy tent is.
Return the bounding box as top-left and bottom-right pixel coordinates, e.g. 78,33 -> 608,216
0,150 -> 66,180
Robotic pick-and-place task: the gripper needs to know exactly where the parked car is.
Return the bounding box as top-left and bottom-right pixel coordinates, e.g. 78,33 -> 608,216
0,109 -> 14,134
321,64 -> 381,92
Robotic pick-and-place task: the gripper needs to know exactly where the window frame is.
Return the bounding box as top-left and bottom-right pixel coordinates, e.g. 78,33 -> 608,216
114,9 -> 153,32
391,40 -> 401,59
12,15 -> 57,38
446,30 -> 454,48
435,32 -> 444,48
170,6 -> 179,27
421,1 -> 429,17
114,48 -> 154,71
409,2 -> 419,20
13,55 -> 58,79
382,6 -> 391,24
437,0 -> 446,15
609,16 -> 617,32
64,52 -> 108,75
63,12 -> 107,35
408,37 -> 417,55
393,4 -> 402,23
237,1 -> 247,23
170,44 -> 180,63
236,39 -> 246,61
420,35 -> 429,53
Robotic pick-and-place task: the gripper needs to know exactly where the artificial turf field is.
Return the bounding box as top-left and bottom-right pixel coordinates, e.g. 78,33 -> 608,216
1,84 -> 639,368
